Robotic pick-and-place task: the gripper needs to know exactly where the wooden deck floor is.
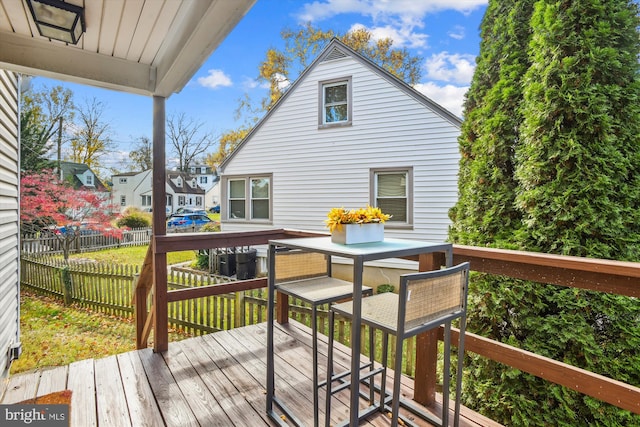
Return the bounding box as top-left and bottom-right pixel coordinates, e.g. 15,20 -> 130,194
1,320 -> 501,427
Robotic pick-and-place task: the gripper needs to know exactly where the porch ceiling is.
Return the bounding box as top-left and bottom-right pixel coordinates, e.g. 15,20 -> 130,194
0,0 -> 256,97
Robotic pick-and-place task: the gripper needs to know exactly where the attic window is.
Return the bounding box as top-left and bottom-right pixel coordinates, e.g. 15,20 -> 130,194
176,177 -> 182,187
319,77 -> 352,128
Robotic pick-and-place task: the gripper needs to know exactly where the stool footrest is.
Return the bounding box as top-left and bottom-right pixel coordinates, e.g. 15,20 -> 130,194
269,396 -> 305,427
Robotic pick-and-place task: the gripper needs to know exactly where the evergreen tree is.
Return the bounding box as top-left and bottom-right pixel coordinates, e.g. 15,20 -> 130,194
449,0 -> 533,246
450,0 -> 640,425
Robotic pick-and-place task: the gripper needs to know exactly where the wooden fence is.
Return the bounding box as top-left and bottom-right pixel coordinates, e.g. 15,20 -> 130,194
21,227 -> 152,255
19,254 -> 420,376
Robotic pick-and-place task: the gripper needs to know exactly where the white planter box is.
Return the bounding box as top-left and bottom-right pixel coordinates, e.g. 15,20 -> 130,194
331,223 -> 384,245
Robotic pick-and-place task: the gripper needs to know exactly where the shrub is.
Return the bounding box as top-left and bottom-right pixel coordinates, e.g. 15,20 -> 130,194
116,208 -> 151,229
200,221 -> 220,233
376,284 -> 394,294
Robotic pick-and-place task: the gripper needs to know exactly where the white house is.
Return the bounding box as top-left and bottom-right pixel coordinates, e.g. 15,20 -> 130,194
218,39 -> 462,242
112,169 -> 206,215
0,69 -> 20,379
183,164 -> 221,207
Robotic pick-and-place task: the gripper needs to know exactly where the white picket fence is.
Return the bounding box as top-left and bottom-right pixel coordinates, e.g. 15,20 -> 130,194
21,227 -> 152,255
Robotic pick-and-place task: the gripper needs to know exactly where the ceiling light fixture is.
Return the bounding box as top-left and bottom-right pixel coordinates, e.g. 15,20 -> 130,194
26,0 -> 85,45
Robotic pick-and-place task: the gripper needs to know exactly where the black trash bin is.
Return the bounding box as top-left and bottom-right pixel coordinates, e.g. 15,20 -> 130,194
218,252 -> 236,276
236,249 -> 257,280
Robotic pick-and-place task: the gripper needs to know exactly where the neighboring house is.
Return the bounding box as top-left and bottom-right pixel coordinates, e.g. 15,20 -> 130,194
59,161 -> 109,191
182,164 -> 221,208
0,69 -> 20,379
112,169 -> 206,215
218,39 -> 462,242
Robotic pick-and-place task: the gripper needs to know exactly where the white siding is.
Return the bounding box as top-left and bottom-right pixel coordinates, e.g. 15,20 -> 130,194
0,69 -> 19,378
222,53 -> 460,242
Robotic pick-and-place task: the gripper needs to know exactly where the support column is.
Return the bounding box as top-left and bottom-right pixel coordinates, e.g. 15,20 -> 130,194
414,252 -> 445,406
152,96 -> 168,352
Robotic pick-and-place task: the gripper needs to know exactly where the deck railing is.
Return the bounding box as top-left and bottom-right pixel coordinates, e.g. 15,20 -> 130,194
136,229 -> 640,416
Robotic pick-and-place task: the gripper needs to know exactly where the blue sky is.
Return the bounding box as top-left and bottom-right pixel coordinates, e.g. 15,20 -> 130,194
32,0 -> 487,171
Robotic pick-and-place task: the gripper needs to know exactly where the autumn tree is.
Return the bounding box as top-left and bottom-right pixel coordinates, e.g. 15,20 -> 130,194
213,23 -> 422,162
449,0 -> 640,425
204,126 -> 250,167
20,82 -> 75,172
21,170 -> 120,260
68,97 -> 114,180
129,135 -> 153,170
167,113 -> 216,171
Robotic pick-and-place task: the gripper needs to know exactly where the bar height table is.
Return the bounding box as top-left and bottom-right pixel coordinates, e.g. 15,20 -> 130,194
266,237 -> 453,426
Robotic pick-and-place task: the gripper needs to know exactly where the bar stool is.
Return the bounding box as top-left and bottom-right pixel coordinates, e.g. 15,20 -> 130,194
274,249 -> 373,427
326,262 -> 470,427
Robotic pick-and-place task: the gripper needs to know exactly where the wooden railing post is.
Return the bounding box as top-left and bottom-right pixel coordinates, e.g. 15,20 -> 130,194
235,291 -> 245,327
414,252 -> 446,407
276,291 -> 289,324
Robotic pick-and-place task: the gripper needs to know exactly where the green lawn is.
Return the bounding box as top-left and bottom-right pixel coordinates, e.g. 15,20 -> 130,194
68,245 -> 197,266
12,290 -> 190,374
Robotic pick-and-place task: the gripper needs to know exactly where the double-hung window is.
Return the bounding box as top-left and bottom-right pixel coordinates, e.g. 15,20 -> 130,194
226,175 -> 271,221
319,77 -> 352,127
371,168 -> 413,227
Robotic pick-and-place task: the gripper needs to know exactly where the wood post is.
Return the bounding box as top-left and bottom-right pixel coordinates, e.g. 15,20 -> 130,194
414,252 -> 446,407
152,95 -> 169,353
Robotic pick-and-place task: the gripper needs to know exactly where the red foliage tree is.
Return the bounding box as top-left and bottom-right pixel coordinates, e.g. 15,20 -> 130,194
21,170 -> 121,259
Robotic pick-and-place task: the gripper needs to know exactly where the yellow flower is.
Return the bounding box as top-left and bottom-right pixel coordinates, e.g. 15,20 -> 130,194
324,205 -> 391,232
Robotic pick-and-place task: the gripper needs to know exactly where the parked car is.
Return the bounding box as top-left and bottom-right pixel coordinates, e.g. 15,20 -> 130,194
167,213 -> 212,231
208,205 -> 220,213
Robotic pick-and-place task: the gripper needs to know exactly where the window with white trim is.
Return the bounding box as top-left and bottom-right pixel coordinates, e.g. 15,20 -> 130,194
120,195 -> 126,206
86,175 -> 93,185
319,77 -> 352,127
178,196 -> 185,206
141,195 -> 151,206
226,176 -> 271,221
371,168 -> 412,226
200,176 -> 208,184
119,177 -> 127,184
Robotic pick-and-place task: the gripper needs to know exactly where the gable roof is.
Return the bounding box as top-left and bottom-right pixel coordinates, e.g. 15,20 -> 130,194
59,161 -> 107,191
220,38 -> 462,170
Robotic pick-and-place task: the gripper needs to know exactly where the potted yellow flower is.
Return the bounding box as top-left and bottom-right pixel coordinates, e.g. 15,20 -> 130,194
325,206 -> 391,244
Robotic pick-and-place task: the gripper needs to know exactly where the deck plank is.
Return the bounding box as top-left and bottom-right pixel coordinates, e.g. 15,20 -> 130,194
95,355 -> 132,427
4,321 -> 502,427
68,358 -> 97,427
36,366 -> 68,396
162,341 -> 234,426
210,328 -> 321,425
1,370 -> 39,402
116,351 -> 165,427
137,348 -> 199,427
179,336 -> 271,426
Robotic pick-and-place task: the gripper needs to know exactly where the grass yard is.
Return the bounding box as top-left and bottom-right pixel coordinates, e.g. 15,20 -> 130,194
13,245 -> 198,375
68,245 -> 197,266
11,290 -> 190,374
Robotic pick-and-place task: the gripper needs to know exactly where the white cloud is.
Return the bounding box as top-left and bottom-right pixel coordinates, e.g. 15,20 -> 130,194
424,52 -> 476,85
348,22 -> 428,49
297,1 -> 486,50
197,69 -> 233,89
297,0 -> 487,23
242,77 -> 264,90
414,82 -> 468,118
448,25 -> 465,40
